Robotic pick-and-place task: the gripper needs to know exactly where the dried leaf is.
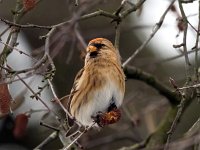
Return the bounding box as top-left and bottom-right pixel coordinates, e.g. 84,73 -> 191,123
13,114 -> 29,139
0,83 -> 12,115
23,0 -> 36,11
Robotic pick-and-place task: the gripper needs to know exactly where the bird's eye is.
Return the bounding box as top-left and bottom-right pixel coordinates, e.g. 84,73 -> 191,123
90,43 -> 105,49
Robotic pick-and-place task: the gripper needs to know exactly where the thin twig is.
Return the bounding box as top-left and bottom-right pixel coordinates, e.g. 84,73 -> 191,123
122,0 -> 176,67
186,117 -> 200,137
40,121 -> 60,131
74,24 -> 87,49
0,0 -> 24,65
115,23 -> 121,51
63,122 -> 96,150
181,0 -> 197,3
16,73 -> 62,122
75,0 -> 79,6
120,0 -> 146,19
6,54 -> 48,78
43,23 -> 74,119
0,26 -> 10,38
178,0 -> 191,80
114,0 -> 128,16
25,108 -> 48,115
0,40 -> 36,60
151,48 -> 200,66
0,18 -> 52,29
195,1 -> 200,80
194,0 -> 200,102
0,10 -> 117,30
47,79 -> 73,119
187,20 -> 198,33
66,35 -> 76,64
164,92 -> 187,150
178,83 -> 200,90
168,134 -> 200,150
16,74 -> 51,111
0,0 -> 145,32
119,134 -> 151,150
34,131 -> 58,150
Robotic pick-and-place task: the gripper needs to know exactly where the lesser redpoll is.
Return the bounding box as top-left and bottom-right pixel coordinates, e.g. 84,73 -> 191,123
68,38 -> 125,127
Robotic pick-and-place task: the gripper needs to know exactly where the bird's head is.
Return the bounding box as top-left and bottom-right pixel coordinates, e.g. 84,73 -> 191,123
86,38 -> 116,57
85,38 -> 121,65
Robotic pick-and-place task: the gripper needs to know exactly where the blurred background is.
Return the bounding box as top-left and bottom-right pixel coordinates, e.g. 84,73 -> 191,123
0,0 -> 199,149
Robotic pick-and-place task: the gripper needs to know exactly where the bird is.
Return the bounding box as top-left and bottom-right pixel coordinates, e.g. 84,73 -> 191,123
67,38 -> 125,127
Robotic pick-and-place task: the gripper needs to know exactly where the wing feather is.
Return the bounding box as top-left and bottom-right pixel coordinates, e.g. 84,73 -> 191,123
67,68 -> 84,111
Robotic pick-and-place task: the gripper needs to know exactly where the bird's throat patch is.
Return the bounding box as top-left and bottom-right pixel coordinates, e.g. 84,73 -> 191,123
90,51 -> 98,58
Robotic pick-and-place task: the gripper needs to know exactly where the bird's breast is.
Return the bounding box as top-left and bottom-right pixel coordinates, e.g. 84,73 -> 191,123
70,59 -> 125,126
74,78 -> 124,126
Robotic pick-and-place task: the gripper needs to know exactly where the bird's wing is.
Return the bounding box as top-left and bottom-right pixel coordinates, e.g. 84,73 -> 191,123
58,68 -> 84,127
67,68 -> 84,110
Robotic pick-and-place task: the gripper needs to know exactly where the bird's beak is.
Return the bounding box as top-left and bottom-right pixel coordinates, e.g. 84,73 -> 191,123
87,45 -> 97,53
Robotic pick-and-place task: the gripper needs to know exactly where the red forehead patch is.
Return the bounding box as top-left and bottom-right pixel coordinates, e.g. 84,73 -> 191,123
89,38 -> 105,44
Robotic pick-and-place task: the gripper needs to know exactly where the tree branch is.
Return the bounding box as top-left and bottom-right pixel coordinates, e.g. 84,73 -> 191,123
124,66 -> 179,105
122,0 -> 176,67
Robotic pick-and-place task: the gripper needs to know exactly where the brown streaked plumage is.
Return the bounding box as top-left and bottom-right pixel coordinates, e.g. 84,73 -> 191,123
68,38 -> 125,127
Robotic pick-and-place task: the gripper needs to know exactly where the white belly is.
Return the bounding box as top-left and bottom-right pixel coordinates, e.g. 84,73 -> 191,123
75,80 -> 124,126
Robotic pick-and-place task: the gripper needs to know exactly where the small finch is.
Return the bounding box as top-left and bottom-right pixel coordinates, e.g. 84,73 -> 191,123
68,38 -> 125,127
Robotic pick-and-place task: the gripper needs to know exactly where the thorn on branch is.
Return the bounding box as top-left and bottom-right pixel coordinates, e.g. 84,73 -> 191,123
110,17 -> 121,25
39,35 -> 47,39
40,121 -> 60,131
155,20 -> 163,28
177,18 -> 186,32
181,0 -> 197,3
14,42 -> 19,46
169,77 -> 178,89
114,0 -> 127,16
11,9 -> 20,15
169,77 -> 183,96
111,0 -> 130,25
63,122 -> 96,150
30,92 -> 40,100
173,43 -> 184,48
75,0 -> 78,6
192,46 -> 197,50
170,5 -> 177,12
